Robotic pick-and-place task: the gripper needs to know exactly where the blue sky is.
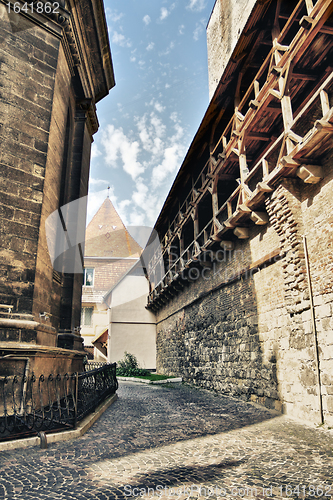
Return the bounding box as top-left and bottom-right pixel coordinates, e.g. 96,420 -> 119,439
87,0 -> 217,227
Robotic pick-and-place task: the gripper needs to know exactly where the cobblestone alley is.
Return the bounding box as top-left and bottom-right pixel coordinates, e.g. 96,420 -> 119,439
0,382 -> 332,500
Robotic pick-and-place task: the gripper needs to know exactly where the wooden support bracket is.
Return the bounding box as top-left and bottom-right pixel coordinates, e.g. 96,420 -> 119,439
249,99 -> 260,110
314,119 -> 333,132
297,164 -> 324,184
257,182 -> 273,193
234,227 -> 250,239
299,16 -> 314,30
250,211 -> 269,225
280,155 -> 300,169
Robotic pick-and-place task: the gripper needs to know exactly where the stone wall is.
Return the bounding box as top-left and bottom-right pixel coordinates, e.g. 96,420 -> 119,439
206,0 -> 257,99
0,1 -> 114,376
156,224 -> 282,412
0,4 -> 60,314
156,173 -> 333,425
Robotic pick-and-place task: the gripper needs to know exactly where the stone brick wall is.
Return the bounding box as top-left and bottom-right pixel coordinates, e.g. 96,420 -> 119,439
32,43 -> 75,331
156,172 -> 333,425
207,0 -> 257,99
156,225 -> 283,412
0,4 -> 60,314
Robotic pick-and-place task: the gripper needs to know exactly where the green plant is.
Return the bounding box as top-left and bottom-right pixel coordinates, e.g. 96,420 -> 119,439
116,352 -> 150,377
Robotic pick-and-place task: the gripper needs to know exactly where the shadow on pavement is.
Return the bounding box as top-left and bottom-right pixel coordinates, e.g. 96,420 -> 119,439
85,382 -> 280,461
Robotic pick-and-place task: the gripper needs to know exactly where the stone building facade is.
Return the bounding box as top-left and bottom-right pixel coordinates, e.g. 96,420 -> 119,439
0,0 -> 114,376
147,0 -> 333,425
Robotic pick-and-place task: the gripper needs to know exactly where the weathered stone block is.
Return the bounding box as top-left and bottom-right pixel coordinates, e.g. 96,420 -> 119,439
316,304 -> 331,319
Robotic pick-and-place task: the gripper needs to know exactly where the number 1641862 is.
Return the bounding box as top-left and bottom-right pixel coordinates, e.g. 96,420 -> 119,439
6,2 -> 60,15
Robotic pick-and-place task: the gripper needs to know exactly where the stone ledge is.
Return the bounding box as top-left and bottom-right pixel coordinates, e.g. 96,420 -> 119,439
118,376 -> 183,384
0,393 -> 118,452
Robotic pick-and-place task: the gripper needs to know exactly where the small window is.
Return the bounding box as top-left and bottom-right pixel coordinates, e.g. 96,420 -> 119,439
83,268 -> 94,286
81,307 -> 93,326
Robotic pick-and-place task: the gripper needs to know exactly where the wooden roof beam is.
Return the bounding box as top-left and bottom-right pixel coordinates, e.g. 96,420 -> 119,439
247,133 -> 271,141
292,71 -> 317,81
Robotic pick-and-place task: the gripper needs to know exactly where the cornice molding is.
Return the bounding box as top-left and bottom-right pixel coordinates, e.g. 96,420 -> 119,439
2,0 -> 103,135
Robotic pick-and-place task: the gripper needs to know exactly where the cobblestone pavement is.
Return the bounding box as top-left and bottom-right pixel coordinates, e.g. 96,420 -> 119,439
0,381 -> 332,500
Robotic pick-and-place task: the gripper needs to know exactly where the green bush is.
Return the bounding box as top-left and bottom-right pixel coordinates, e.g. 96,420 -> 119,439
116,352 -> 150,377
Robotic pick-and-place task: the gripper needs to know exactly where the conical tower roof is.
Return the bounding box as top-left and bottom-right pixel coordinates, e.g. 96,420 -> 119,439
84,198 -> 142,257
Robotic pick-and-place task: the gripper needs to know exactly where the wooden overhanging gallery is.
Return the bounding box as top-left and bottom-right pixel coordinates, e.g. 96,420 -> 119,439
146,0 -> 333,311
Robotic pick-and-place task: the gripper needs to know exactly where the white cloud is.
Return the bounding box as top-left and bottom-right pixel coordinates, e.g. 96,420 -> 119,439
146,42 -> 155,51
88,178 -> 109,187
129,211 -> 146,226
119,199 -> 131,212
179,24 -> 185,35
151,143 -> 185,188
150,113 -> 166,139
101,125 -> 144,180
159,41 -> 176,56
91,143 -> 102,159
132,178 -> 149,206
112,12 -> 124,22
130,56 -> 136,62
170,112 -> 178,122
143,14 -> 151,25
111,31 -> 132,48
152,100 -> 165,113
193,19 -> 206,41
171,123 -> 184,142
186,0 -> 206,12
136,113 -> 165,157
160,7 -> 169,20
105,8 -> 123,23
98,110 -> 188,227
130,179 -> 161,226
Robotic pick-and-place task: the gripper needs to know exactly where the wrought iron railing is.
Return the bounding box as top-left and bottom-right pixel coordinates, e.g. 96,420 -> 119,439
77,364 -> 118,421
0,363 -> 117,442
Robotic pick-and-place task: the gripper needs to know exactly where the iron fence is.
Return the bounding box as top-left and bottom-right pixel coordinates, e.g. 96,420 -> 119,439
0,363 -> 117,442
77,364 -> 118,421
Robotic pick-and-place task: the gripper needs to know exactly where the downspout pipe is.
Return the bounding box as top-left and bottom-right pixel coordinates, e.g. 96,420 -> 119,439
303,235 -> 324,424
107,307 -> 112,364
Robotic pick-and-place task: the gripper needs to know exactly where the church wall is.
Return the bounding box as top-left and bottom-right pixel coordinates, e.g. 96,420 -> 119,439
0,5 -> 61,314
32,43 -> 74,334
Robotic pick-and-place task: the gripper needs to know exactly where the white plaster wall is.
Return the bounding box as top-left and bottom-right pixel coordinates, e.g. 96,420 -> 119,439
110,275 -> 156,369
81,306 -> 108,347
110,323 -> 156,369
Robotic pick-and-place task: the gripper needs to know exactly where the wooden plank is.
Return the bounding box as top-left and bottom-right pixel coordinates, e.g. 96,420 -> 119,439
319,25 -> 333,34
305,0 -> 314,16
247,133 -> 271,141
281,95 -> 294,131
320,89 -> 330,116
262,159 -> 269,177
292,71 -> 318,80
